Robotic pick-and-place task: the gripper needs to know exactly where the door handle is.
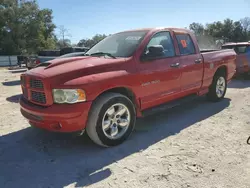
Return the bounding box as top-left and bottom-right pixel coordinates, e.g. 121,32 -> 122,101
195,59 -> 202,64
170,62 -> 180,68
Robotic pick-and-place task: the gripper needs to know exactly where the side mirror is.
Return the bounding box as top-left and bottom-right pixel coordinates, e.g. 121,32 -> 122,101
141,45 -> 164,61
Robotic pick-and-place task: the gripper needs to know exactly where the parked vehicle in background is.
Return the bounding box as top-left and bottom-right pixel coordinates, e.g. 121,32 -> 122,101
221,42 -> 250,77
55,52 -> 87,59
60,47 -> 89,55
25,55 -> 38,69
26,50 -> 60,70
26,47 -> 89,69
20,27 -> 236,147
17,55 -> 27,67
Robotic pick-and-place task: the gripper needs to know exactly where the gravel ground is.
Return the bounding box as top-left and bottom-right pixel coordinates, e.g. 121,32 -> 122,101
0,68 -> 250,188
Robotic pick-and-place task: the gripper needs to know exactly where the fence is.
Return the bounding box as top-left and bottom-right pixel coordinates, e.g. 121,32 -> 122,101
0,56 -> 18,67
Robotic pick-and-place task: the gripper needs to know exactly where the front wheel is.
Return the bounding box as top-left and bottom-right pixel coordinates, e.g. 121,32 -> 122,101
207,73 -> 227,102
86,93 -> 136,147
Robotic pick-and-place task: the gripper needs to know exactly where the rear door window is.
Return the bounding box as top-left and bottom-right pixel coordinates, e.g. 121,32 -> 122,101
175,34 -> 196,55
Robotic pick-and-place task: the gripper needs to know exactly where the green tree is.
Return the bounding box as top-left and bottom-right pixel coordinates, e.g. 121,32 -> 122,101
189,18 -> 250,49
56,39 -> 71,48
189,22 -> 204,35
57,25 -> 71,48
205,21 -> 225,39
0,0 -> 56,55
232,21 -> 244,42
205,18 -> 249,42
240,17 -> 250,41
78,34 -> 107,48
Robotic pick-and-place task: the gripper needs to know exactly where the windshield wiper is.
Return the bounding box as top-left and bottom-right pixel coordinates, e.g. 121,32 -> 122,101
88,52 -> 116,59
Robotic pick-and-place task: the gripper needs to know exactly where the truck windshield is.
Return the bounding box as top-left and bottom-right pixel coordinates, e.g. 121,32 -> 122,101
85,31 -> 147,58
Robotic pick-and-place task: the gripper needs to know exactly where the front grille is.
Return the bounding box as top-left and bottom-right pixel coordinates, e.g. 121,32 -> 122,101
22,88 -> 28,98
30,79 -> 44,89
21,76 -> 48,106
31,91 -> 46,104
21,96 -> 47,108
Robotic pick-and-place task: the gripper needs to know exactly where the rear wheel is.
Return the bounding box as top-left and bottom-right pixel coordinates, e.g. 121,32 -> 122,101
207,72 -> 227,102
86,93 -> 136,147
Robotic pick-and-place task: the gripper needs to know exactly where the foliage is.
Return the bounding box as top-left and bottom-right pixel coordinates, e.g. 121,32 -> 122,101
189,18 -> 250,49
77,34 -> 108,48
0,0 -> 56,55
56,39 -> 71,49
189,22 -> 205,36
56,25 -> 71,48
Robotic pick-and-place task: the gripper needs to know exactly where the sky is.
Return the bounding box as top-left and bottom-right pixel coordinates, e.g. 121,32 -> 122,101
37,0 -> 250,44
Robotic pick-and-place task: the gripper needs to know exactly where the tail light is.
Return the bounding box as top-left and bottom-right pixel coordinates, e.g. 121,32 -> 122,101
36,59 -> 41,64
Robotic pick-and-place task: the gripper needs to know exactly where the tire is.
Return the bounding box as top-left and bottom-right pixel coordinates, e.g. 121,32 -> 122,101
86,93 -> 136,147
206,72 -> 227,102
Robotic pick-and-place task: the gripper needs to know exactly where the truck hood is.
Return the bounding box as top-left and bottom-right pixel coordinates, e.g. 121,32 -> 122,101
27,56 -> 127,79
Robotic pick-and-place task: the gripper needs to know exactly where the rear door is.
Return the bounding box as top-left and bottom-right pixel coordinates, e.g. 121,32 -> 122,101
174,33 -> 203,94
136,31 -> 182,110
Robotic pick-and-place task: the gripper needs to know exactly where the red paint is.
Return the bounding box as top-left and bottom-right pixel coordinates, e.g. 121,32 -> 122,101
20,97 -> 92,132
36,59 -> 41,64
20,28 -> 236,132
221,42 -> 250,74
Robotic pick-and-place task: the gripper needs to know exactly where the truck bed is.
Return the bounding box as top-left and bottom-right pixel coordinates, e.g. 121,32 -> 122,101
201,49 -> 235,61
200,48 -> 236,88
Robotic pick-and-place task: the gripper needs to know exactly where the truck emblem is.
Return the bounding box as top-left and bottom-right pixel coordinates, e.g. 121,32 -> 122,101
141,80 -> 160,87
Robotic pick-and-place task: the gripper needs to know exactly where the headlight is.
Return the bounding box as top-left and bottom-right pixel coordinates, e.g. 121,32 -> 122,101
52,89 -> 86,104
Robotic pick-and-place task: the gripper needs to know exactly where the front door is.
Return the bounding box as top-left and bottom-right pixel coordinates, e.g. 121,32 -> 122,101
136,31 -> 182,110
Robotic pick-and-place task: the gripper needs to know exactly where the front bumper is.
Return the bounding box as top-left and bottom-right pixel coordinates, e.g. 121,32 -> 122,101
20,96 -> 92,132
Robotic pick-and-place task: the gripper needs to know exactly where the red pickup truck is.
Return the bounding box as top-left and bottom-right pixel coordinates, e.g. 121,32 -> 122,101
221,42 -> 250,77
20,27 -> 236,147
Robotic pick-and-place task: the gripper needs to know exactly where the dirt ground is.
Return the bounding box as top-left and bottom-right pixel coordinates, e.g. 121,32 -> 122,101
0,68 -> 250,188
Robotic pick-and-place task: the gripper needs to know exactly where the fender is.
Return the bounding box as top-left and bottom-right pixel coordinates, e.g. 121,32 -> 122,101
63,70 -> 138,101
63,70 -> 129,86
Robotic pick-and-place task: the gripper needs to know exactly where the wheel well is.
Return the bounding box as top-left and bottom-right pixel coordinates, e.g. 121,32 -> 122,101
98,87 -> 137,106
215,66 -> 227,78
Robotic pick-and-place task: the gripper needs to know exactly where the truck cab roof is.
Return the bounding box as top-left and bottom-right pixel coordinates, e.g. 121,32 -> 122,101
118,27 -> 192,34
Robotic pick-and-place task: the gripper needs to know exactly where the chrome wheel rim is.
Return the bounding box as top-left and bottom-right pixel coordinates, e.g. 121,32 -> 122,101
216,77 -> 226,98
102,103 -> 131,140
